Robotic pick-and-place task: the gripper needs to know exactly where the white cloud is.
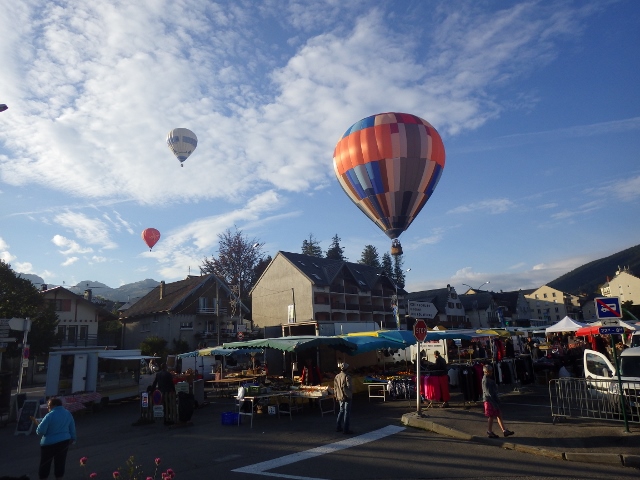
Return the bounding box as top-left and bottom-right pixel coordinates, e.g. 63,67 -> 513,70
0,1 -> 595,208
61,257 -> 79,267
52,234 -> 94,255
53,212 -> 116,249
0,237 -> 8,250
448,198 -> 515,215
1,251 -> 17,263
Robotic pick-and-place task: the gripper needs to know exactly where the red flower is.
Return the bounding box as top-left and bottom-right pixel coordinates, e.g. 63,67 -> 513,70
80,457 -> 88,466
155,457 -> 161,465
113,472 -> 120,479
90,474 -> 97,479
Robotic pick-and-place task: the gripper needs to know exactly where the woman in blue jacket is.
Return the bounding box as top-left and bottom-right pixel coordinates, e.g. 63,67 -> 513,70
35,397 -> 77,479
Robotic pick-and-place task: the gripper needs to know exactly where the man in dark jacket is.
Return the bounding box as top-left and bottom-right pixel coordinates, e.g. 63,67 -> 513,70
151,363 -> 176,425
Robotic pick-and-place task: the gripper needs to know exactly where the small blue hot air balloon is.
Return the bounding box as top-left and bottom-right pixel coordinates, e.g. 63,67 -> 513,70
166,128 -> 197,167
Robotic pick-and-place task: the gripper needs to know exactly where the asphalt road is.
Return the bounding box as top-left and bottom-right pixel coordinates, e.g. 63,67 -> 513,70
1,389 -> 638,479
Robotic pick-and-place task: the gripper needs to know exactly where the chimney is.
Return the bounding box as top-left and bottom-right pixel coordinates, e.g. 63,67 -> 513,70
41,284 -> 48,291
160,281 -> 165,300
84,289 -> 92,302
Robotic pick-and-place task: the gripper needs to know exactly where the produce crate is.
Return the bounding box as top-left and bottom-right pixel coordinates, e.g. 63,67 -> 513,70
220,411 -> 240,425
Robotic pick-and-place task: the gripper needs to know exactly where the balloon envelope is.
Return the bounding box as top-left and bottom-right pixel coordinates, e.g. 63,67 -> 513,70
333,112 -> 445,239
142,228 -> 161,250
166,128 -> 198,166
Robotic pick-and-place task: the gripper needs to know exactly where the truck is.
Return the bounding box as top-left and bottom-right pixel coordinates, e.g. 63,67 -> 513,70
45,348 -> 157,403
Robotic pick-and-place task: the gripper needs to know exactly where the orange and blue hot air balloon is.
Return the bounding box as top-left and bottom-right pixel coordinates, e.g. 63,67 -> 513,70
333,112 -> 445,252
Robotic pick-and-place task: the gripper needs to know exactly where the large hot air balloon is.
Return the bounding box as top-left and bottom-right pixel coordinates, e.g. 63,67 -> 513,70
333,112 -> 445,255
142,228 -> 161,251
166,128 -> 197,167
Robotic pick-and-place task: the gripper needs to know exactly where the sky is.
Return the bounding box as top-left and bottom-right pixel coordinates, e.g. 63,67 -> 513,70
1,0 -> 639,296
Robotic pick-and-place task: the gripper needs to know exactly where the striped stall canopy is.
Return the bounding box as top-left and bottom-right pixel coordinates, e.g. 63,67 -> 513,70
333,112 -> 445,239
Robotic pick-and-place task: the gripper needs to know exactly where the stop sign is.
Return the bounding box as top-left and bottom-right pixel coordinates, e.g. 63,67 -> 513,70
237,331 -> 244,340
413,319 -> 428,342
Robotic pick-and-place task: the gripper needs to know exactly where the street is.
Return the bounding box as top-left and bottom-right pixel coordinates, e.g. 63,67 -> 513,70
1,388 -> 638,479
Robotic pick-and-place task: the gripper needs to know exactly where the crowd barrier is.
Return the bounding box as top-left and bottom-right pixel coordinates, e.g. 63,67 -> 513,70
549,377 -> 640,424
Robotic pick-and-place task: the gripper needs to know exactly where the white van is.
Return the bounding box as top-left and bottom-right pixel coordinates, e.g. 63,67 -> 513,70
583,347 -> 640,413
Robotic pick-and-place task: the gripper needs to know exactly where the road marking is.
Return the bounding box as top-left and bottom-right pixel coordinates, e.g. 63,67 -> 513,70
232,425 -> 405,479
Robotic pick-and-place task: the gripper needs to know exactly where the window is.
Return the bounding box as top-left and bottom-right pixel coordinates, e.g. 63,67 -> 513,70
49,299 -> 72,312
586,352 -> 612,377
79,326 -> 88,340
535,294 -> 539,299
456,302 -> 462,309
552,292 -> 556,297
537,309 -> 541,314
141,322 -> 151,332
180,322 -> 193,330
543,293 -> 547,298
451,293 -> 458,299
67,326 -> 77,341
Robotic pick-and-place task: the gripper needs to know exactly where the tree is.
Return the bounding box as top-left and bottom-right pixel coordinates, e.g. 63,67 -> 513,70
200,226 -> 265,302
0,260 -> 59,360
393,254 -> 406,289
622,300 -> 640,321
381,253 -> 393,278
325,234 -> 346,261
359,245 -> 381,268
301,234 -> 323,257
140,335 -> 168,359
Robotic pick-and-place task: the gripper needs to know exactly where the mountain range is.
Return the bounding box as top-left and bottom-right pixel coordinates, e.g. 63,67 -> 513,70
18,243 -> 640,302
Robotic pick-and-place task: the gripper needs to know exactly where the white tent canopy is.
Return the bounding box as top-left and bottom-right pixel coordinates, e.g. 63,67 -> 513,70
545,316 -> 587,334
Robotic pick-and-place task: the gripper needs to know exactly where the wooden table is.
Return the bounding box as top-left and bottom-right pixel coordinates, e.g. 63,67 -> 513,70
289,391 -> 335,416
205,377 -> 254,397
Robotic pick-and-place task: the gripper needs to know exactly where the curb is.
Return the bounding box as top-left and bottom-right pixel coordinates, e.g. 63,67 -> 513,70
401,413 -> 635,469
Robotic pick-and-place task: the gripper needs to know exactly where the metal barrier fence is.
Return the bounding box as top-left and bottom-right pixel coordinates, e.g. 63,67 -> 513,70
549,377 -> 640,424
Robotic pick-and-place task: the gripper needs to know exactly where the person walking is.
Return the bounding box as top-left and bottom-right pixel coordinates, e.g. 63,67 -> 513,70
152,363 -> 176,425
433,351 -> 450,408
334,362 -> 353,434
482,364 -> 514,438
34,397 -> 77,479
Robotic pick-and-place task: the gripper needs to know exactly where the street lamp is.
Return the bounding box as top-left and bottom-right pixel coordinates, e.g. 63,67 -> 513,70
378,268 -> 411,330
462,281 -> 490,292
231,242 -> 261,337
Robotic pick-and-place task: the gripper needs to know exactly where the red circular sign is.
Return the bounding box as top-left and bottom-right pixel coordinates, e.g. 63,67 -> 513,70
413,319 -> 428,342
237,331 -> 244,340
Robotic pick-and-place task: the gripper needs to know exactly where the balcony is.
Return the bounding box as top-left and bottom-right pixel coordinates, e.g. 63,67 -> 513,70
329,285 -> 345,293
345,303 -> 360,311
197,307 -> 228,315
331,302 -> 346,310
345,286 -> 359,294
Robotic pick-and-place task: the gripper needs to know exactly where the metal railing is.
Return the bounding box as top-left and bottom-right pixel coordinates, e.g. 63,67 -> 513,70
549,377 -> 640,424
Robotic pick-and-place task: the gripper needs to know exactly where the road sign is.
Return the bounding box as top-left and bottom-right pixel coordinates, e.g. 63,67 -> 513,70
237,331 -> 244,340
599,326 -> 624,335
601,318 -> 621,327
595,297 -> 622,319
408,301 -> 437,319
413,319 -> 428,342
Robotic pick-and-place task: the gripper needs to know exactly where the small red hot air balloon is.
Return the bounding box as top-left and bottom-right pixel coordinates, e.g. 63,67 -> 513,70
142,228 -> 161,251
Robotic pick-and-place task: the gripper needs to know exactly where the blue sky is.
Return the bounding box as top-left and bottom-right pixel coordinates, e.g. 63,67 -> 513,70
1,0 -> 639,295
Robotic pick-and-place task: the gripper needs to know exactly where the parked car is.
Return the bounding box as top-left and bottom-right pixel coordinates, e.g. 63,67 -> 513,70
583,347 -> 640,417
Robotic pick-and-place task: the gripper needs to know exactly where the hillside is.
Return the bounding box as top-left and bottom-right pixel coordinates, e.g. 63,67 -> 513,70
547,244 -> 640,295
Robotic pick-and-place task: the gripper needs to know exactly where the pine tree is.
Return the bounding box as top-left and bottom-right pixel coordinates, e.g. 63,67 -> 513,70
325,234 -> 346,260
393,254 -> 406,289
381,253 -> 393,278
301,234 -> 323,257
359,245 -> 381,268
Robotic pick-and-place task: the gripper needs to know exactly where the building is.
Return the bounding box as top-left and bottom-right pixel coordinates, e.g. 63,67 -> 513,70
523,285 -> 580,325
459,292 -> 495,329
40,285 -> 117,348
407,285 -> 466,329
491,290 -> 533,327
250,251 -> 405,334
600,267 -> 640,305
119,274 -> 249,351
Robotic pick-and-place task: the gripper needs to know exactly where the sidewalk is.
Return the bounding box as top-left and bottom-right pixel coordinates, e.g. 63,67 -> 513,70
398,385 -> 640,469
